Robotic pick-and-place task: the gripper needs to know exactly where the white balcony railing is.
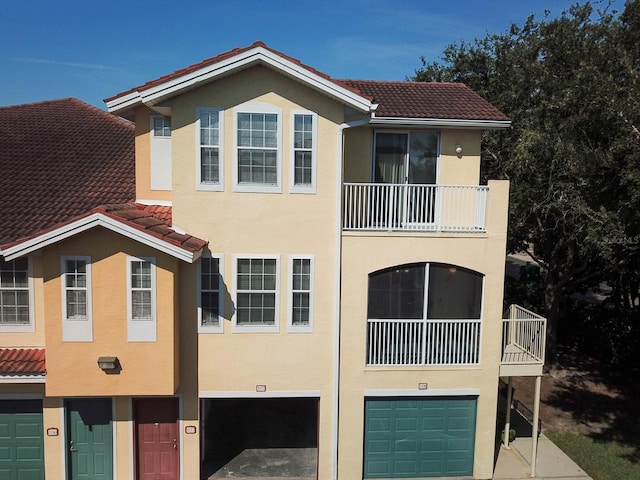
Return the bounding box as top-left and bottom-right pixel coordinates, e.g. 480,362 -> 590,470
343,183 -> 488,232
367,318 -> 481,366
501,304 -> 547,366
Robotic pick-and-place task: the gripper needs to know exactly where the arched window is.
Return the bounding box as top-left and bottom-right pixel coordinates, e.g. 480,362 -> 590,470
367,263 -> 483,366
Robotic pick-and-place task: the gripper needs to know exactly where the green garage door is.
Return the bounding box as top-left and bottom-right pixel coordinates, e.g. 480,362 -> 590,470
0,399 -> 44,480
364,397 -> 476,478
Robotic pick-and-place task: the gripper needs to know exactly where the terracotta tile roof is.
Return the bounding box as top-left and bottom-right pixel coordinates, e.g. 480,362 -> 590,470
99,203 -> 206,253
0,348 -> 45,376
105,41 -> 368,105
1,203 -> 206,256
0,98 -> 135,246
340,80 -> 509,121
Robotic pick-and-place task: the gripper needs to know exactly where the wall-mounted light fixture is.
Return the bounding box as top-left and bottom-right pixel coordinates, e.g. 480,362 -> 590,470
455,144 -> 463,156
97,356 -> 119,371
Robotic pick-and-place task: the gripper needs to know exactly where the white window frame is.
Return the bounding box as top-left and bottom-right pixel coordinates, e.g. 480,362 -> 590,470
151,115 -> 171,137
127,256 -> 157,342
61,256 -> 93,342
198,254 -> 224,333
233,102 -> 282,193
290,111 -> 317,194
288,255 -> 314,333
196,107 -> 224,191
233,255 -> 280,333
0,257 -> 35,333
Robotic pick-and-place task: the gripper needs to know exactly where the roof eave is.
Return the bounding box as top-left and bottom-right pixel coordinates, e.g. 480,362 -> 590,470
369,117 -> 512,129
106,46 -> 373,115
2,213 -> 204,263
0,375 -> 46,384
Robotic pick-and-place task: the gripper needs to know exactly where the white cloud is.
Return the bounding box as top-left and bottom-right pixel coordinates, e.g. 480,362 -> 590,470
16,58 -> 122,72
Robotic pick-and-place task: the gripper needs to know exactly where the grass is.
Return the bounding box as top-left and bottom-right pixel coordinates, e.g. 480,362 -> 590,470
547,429 -> 640,480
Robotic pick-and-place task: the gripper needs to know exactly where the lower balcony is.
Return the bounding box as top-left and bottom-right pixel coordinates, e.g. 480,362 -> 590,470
365,304 -> 546,373
500,304 -> 547,376
343,183 -> 488,233
367,318 -> 481,366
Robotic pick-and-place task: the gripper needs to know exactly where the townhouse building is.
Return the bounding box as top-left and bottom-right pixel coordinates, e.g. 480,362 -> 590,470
0,42 -> 545,480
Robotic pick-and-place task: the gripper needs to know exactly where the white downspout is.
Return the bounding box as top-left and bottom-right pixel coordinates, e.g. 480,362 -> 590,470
332,118 -> 370,480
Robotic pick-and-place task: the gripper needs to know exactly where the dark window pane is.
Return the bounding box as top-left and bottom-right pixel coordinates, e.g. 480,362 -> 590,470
367,264 -> 424,319
427,264 -> 483,319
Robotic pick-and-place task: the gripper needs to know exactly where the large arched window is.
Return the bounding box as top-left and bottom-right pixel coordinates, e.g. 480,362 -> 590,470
367,263 -> 483,366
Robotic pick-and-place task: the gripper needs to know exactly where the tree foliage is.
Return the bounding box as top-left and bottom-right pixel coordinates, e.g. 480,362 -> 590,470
413,1 -> 640,363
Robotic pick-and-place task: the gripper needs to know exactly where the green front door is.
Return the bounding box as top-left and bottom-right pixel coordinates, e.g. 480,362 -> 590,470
66,398 -> 113,480
364,397 -> 477,478
0,399 -> 44,480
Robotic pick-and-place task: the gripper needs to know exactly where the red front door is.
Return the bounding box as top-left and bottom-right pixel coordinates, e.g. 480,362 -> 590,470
134,397 -> 179,480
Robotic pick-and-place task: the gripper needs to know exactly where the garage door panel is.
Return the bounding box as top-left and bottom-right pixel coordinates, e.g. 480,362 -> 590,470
0,400 -> 44,480
364,397 -> 476,478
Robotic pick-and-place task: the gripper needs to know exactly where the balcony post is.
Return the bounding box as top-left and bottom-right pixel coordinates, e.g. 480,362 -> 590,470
530,375 -> 542,477
503,376 -> 513,449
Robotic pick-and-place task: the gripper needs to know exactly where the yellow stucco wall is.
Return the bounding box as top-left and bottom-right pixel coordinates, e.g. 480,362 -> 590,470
135,105 -> 172,203
337,180 -> 509,479
41,227 -> 179,397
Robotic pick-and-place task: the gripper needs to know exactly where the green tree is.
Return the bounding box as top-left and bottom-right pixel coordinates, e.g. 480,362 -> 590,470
414,1 -> 640,363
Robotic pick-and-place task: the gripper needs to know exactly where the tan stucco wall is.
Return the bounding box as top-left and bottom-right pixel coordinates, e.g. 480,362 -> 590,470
156,65 -> 348,480
134,105 -> 172,203
337,180 -> 509,479
343,127 -> 482,185
41,227 -> 179,397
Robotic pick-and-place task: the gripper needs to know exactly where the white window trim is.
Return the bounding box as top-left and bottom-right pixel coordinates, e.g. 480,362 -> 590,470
198,254 -> 224,334
290,111 -> 317,194
287,255 -> 314,333
233,102 -> 282,193
61,256 -> 92,342
232,254 -> 280,333
196,107 -> 224,191
0,257 -> 35,333
127,256 -> 157,342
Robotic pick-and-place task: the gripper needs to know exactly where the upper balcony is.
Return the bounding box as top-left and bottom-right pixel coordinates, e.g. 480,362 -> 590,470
500,304 -> 546,376
343,183 -> 488,233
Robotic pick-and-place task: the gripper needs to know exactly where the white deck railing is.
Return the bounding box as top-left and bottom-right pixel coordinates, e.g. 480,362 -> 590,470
501,305 -> 546,365
343,183 -> 488,232
367,318 -> 481,366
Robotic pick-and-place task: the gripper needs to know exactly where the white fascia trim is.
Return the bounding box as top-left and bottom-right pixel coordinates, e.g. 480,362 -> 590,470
369,117 -> 512,129
0,375 -> 46,384
199,390 -> 322,398
2,213 -> 200,263
105,90 -> 141,113
364,388 -> 481,397
113,47 -> 373,114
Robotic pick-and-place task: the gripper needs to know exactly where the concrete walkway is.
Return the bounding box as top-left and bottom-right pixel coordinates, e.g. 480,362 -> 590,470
494,435 -> 592,479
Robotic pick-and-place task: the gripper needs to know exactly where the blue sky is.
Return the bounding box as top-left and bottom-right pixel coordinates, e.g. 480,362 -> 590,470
0,0 -> 625,110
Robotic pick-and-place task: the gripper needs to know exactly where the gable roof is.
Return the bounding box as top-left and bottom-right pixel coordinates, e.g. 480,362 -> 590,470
0,348 -> 46,379
105,41 -> 509,127
0,98 -> 136,246
105,41 -> 374,116
2,203 -> 206,263
341,80 -> 510,125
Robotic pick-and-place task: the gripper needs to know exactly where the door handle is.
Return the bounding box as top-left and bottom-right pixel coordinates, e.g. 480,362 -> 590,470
173,438 -> 177,450
69,440 -> 78,452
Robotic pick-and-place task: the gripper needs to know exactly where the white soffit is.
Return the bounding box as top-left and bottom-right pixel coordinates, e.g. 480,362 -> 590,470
107,46 -> 374,114
2,213 -> 201,263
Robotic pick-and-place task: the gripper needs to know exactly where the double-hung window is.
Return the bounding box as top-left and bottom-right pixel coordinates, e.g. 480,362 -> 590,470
234,103 -> 282,192
61,256 -> 92,341
198,255 -> 223,333
127,257 -> 156,342
0,258 -> 33,332
288,256 -> 314,332
234,256 -> 279,332
197,108 -> 223,190
291,112 -> 317,193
